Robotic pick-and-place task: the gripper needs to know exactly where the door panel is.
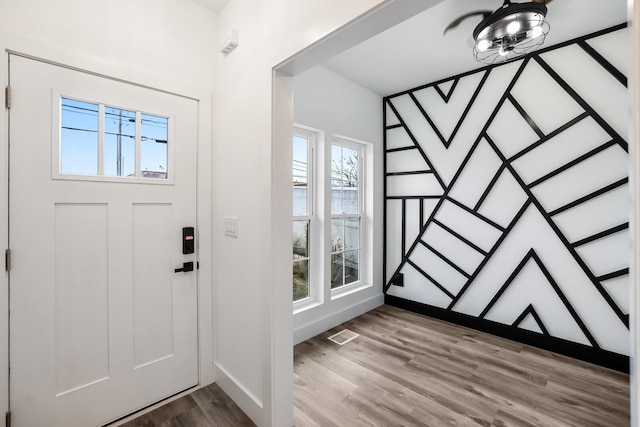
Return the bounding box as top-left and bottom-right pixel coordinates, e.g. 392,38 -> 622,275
9,54 -> 198,427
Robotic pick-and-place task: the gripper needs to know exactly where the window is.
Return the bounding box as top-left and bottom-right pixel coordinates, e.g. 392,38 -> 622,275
330,140 -> 362,289
59,96 -> 169,181
292,127 -> 369,307
293,131 -> 313,302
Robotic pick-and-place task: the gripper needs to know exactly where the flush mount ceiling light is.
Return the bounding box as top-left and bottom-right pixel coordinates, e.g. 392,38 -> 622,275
444,0 -> 551,65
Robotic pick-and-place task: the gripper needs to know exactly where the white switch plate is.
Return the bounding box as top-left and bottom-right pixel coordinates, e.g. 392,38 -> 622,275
224,216 -> 238,238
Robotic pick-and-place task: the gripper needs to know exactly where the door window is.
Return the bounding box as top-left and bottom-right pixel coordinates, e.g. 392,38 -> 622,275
58,96 -> 170,182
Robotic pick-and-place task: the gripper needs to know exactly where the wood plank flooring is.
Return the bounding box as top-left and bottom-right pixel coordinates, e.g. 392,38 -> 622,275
119,383 -> 255,427
294,305 -> 630,427
122,304 -> 630,426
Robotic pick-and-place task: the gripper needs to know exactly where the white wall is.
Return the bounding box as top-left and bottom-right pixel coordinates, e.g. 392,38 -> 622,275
292,65 -> 384,344
213,2 -> 392,424
213,1 -> 453,425
0,0 -> 218,421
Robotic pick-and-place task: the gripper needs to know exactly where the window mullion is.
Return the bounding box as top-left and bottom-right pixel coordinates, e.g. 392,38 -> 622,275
98,103 -> 105,175
135,111 -> 141,178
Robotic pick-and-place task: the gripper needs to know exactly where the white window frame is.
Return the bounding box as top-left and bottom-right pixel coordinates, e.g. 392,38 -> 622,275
293,128 -> 373,312
293,127 -> 319,310
52,90 -> 175,185
329,136 -> 367,298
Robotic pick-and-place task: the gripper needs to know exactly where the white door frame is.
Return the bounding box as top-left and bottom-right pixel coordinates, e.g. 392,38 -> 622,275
0,42 -> 214,422
629,1 -> 640,426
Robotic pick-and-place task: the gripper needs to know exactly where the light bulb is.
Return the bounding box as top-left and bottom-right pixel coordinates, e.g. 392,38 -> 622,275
476,39 -> 491,52
506,20 -> 521,35
498,47 -> 509,57
530,26 -> 543,39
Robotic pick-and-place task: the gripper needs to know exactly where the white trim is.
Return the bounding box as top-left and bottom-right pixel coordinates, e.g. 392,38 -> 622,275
215,362 -> 263,425
293,126 -> 322,310
7,50 -> 200,101
293,292 -> 383,345
331,281 -> 373,300
329,136 -> 369,294
629,2 -> 639,426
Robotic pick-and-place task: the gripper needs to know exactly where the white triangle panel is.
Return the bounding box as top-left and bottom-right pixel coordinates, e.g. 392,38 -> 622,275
386,102 -> 401,126
518,312 -> 544,335
484,257 -> 589,345
436,79 -> 455,98
413,72 -> 484,141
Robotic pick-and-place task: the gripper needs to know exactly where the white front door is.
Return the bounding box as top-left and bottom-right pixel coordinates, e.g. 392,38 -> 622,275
8,54 -> 199,426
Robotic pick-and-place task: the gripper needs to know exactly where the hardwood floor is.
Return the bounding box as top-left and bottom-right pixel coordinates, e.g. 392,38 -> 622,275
122,304 -> 630,426
119,383 -> 255,427
294,305 -> 630,427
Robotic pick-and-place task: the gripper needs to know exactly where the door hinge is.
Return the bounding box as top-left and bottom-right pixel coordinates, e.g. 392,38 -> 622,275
5,86 -> 11,110
5,249 -> 10,272
5,411 -> 10,427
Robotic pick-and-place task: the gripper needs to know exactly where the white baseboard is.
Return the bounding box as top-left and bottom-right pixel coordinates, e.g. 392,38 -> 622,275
215,362 -> 263,425
293,293 -> 384,345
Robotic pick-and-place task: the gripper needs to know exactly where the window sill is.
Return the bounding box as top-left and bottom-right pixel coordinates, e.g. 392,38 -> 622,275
331,281 -> 372,300
293,299 -> 324,315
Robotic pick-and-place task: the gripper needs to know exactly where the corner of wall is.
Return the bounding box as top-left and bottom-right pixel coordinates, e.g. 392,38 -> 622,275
215,362 -> 264,425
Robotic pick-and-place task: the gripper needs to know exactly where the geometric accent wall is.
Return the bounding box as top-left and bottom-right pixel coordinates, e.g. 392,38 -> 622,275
383,24 -> 630,370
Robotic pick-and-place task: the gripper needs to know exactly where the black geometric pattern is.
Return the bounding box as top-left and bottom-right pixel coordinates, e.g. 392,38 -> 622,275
384,24 -> 630,362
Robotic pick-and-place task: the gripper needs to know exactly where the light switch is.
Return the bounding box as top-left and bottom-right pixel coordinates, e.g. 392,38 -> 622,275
224,216 -> 238,238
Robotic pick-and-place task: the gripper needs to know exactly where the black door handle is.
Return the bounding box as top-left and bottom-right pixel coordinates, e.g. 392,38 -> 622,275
174,261 -> 194,273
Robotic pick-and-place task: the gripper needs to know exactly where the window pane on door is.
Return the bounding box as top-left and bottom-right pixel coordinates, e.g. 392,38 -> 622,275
141,113 -> 168,179
104,106 -> 136,177
60,98 -> 99,175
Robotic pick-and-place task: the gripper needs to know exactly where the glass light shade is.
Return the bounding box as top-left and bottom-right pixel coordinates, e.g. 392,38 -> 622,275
530,26 -> 544,39
506,20 -> 521,35
476,39 -> 491,52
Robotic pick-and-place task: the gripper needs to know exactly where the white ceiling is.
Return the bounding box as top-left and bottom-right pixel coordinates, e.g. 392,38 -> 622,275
323,0 -> 629,96
189,0 -> 229,13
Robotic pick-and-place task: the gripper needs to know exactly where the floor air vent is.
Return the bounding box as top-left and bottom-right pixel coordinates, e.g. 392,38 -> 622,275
327,329 -> 359,345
